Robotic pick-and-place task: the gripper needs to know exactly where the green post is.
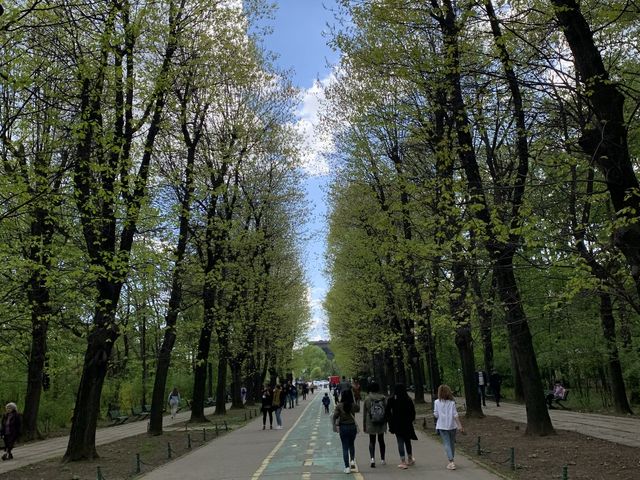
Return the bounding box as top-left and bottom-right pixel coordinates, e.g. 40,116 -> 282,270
224,420 -> 228,431
203,427 -> 206,441
215,423 -> 219,436
188,433 -> 192,449
476,436 -> 481,455
96,466 -> 103,480
244,412 -> 247,421
167,442 -> 172,459
135,453 -> 141,474
562,465 -> 568,480
510,447 -> 515,471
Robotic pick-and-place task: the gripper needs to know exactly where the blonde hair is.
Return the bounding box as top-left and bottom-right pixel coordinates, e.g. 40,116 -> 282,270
437,384 -> 454,401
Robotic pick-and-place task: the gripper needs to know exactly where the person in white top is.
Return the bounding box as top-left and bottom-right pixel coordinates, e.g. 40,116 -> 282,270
433,384 -> 464,470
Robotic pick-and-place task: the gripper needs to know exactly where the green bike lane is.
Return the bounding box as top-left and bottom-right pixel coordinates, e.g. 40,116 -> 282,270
142,391 -> 502,479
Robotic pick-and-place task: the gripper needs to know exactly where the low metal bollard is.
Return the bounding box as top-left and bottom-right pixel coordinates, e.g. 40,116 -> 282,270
562,465 -> 568,480
135,453 -> 141,474
476,436 -> 482,455
96,466 -> 104,480
224,420 -> 228,431
167,442 -> 172,459
215,423 -> 219,436
188,433 -> 192,449
510,447 -> 515,471
203,427 -> 207,441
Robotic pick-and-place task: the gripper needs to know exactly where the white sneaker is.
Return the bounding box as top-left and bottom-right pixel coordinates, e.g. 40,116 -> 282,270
381,459 -> 386,465
343,467 -> 351,474
447,462 -> 456,470
350,461 -> 356,469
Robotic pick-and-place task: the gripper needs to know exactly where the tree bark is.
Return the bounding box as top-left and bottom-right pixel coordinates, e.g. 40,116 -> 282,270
439,0 -> 553,434
551,0 -> 640,296
599,293 -> 633,414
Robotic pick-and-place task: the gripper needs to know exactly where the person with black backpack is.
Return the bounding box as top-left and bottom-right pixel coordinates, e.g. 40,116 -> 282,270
362,382 -> 387,468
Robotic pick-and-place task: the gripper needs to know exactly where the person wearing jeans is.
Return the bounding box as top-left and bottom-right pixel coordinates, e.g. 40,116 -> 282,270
386,383 -> 417,469
433,384 -> 464,470
332,389 -> 360,473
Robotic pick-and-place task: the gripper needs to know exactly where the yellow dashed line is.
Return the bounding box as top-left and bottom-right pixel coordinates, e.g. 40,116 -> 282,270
250,399 -> 316,480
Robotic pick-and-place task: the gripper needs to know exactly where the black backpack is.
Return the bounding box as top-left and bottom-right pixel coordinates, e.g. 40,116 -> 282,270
370,398 -> 386,423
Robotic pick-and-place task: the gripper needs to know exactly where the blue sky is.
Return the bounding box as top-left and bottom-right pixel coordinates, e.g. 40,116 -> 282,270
259,1 -> 340,340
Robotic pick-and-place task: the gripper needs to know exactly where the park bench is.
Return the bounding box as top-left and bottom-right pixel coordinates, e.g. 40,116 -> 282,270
131,406 -> 149,420
108,409 -> 129,425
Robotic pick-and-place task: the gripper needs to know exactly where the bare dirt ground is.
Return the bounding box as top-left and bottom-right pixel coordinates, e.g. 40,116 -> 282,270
420,414 -> 640,480
0,411 -> 252,480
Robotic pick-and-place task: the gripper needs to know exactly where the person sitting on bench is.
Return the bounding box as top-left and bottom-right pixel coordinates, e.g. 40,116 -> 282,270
546,381 -> 565,409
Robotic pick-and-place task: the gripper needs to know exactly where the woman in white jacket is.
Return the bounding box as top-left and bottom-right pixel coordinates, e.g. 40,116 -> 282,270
433,384 -> 464,470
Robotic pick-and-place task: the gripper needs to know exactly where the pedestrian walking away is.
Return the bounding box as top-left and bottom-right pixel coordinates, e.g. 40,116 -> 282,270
489,369 -> 502,406
362,381 -> 387,468
434,384 -> 465,470
477,370 -> 488,407
322,392 -> 331,414
167,387 -> 181,419
261,385 -> 274,429
332,388 -> 360,474
1,402 -> 21,461
386,383 -> 417,469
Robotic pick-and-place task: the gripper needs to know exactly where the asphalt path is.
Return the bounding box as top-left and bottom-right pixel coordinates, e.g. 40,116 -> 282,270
141,393 -> 501,479
478,401 -> 640,448
2,392 -> 637,478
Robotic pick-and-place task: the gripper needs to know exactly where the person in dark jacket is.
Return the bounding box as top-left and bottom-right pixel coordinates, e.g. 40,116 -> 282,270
386,383 -> 417,469
332,388 -> 360,473
1,402 -> 21,460
489,370 -> 502,406
261,385 -> 274,430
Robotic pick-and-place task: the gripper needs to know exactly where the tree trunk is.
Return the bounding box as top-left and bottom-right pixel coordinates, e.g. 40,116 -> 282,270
494,258 -> 553,434
599,293 -> 633,414
439,0 -> 553,435
215,352 -> 228,415
190,313 -> 213,422
229,359 -> 244,409
455,324 -> 484,418
64,304 -> 118,461
552,0 -> 640,296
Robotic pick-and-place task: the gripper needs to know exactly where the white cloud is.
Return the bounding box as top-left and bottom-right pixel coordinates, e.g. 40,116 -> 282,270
306,285 -> 328,341
294,75 -> 336,176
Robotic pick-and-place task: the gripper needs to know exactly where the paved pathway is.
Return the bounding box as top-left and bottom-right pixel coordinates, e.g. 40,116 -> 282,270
2,393 -> 637,478
141,393 -> 501,479
478,401 -> 640,448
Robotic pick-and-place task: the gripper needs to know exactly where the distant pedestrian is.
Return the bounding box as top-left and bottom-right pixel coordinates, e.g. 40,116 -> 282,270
1,402 -> 21,461
272,384 -> 285,429
241,386 -> 247,404
167,387 -> 181,419
489,370 -> 502,406
352,379 -> 361,405
433,384 -> 464,470
362,382 -> 387,468
287,382 -> 295,409
476,370 -> 488,406
386,383 -> 417,469
332,389 -> 360,474
322,392 -> 331,413
261,385 -> 274,429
